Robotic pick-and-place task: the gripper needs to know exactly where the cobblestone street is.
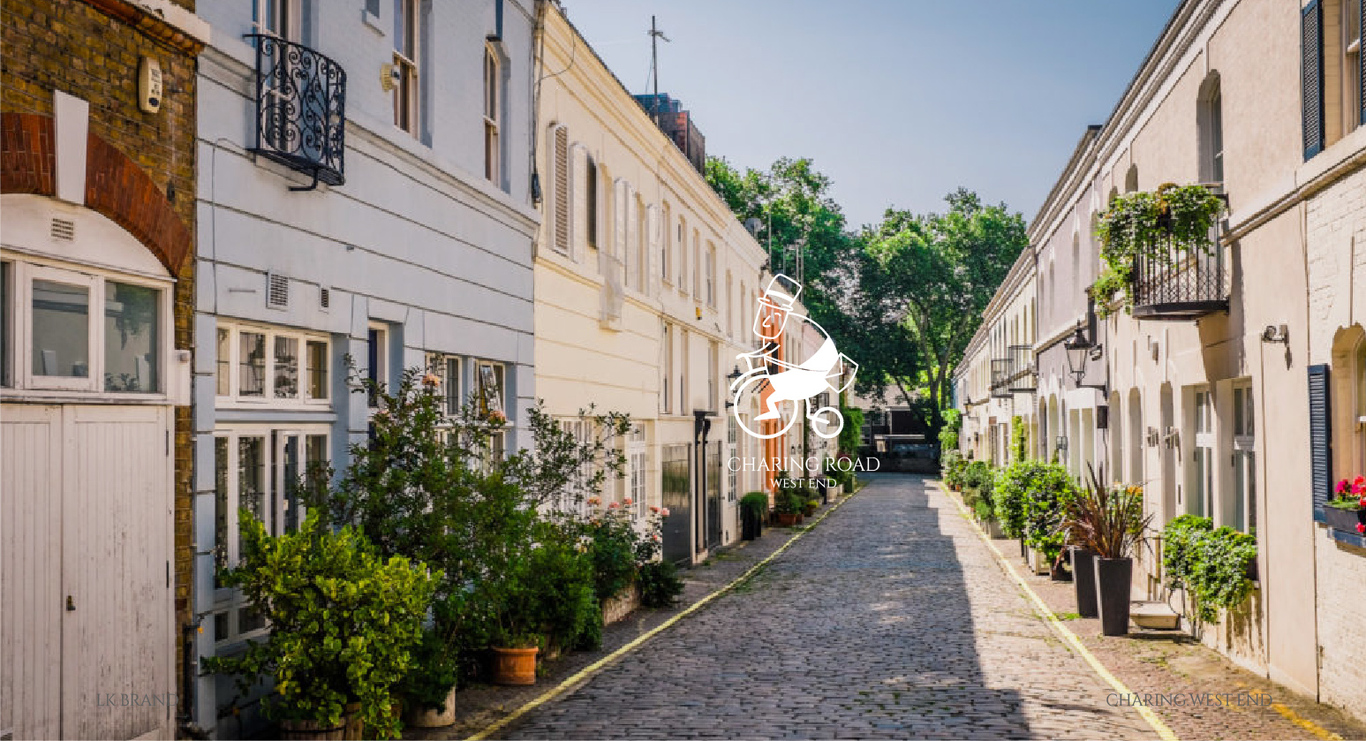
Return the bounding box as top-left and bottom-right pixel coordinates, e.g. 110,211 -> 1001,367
497,475 -> 1155,739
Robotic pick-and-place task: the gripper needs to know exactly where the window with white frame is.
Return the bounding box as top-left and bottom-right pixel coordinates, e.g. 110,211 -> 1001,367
677,219 -> 688,294
692,231 -> 701,297
392,0 -> 420,136
213,426 -> 328,645
727,415 -> 738,502
708,340 -> 718,412
484,44 -> 501,184
1,257 -> 170,396
1353,332 -> 1366,475
679,328 -> 688,413
215,322 -> 329,405
627,426 -> 647,520
1344,0 -> 1362,136
1231,382 -> 1255,533
253,0 -> 298,40
426,353 -> 463,417
558,417 -> 594,515
367,323 -> 388,408
662,321 -> 673,415
661,204 -> 672,284
1189,388 -> 1215,518
705,244 -> 716,308
476,360 -> 508,463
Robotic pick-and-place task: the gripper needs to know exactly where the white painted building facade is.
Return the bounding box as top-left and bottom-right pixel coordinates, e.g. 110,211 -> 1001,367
190,1 -> 538,734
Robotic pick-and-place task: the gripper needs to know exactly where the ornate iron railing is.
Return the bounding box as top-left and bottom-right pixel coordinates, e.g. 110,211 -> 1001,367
990,358 -> 1013,398
1131,203 -> 1228,320
1005,344 -> 1036,393
247,35 -> 346,188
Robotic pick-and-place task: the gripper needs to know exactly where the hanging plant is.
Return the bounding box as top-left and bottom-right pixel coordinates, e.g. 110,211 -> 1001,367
1091,183 -> 1225,317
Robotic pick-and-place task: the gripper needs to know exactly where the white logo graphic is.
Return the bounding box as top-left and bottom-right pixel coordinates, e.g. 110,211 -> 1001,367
730,274 -> 857,440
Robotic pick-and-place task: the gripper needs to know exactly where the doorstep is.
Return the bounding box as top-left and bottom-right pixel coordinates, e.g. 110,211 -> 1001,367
1129,600 -> 1180,630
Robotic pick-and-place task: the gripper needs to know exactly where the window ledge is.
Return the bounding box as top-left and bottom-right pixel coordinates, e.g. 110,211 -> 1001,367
362,8 -> 385,35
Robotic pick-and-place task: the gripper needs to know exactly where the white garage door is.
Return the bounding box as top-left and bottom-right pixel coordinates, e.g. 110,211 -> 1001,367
1,403 -> 174,740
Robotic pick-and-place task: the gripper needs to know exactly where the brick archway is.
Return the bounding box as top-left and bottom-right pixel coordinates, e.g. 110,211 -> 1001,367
1,111 -> 191,276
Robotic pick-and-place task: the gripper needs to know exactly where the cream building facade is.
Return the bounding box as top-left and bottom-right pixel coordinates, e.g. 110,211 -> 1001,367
956,0 -> 1366,722
533,2 -> 783,563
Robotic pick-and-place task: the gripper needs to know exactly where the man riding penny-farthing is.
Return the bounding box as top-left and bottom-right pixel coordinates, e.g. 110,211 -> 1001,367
731,275 -> 857,440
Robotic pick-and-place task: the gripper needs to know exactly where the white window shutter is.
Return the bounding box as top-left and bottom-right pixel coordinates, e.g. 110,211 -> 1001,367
614,179 -> 627,261
647,205 -> 660,296
571,145 -> 588,262
551,124 -> 570,255
625,185 -> 638,291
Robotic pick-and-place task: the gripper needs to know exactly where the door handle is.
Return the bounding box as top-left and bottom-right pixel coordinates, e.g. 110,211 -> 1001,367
66,595 -> 75,611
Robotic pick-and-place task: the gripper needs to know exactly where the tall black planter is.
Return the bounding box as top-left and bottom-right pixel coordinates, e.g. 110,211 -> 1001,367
1071,547 -> 1099,618
1093,557 -> 1133,636
740,507 -> 763,541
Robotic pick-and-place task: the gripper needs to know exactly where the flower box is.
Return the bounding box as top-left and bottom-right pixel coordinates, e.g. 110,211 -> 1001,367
1323,504 -> 1366,535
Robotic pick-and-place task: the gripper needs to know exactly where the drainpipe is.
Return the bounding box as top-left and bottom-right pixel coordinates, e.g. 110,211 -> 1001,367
177,617 -> 209,739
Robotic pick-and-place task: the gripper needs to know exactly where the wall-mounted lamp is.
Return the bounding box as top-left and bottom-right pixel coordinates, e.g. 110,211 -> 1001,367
1260,324 -> 1289,344
1055,435 -> 1069,452
1063,322 -> 1107,391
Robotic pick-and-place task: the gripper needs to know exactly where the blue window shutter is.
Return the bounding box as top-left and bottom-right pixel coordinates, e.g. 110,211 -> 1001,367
1303,0 -> 1325,160
1308,364 -> 1331,521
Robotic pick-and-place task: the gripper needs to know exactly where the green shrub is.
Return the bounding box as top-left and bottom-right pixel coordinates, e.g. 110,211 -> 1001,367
941,451 -> 966,488
638,560 -> 685,608
939,409 -> 962,453
839,405 -> 865,456
774,488 -> 804,515
1161,515 -> 1258,626
1011,416 -> 1028,463
741,491 -> 770,519
587,511 -> 640,601
207,512 -> 436,740
994,461 -> 1074,547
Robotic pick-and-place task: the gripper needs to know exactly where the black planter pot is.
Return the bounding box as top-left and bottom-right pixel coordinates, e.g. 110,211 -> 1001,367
1071,547 -> 1099,618
1323,505 -> 1366,534
1020,538 -> 1027,561
1093,557 -> 1133,636
740,508 -> 763,541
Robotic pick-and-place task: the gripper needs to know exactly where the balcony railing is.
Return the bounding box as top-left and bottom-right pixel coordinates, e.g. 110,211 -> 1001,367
1005,344 -> 1036,393
1131,202 -> 1228,320
990,358 -> 1013,399
247,35 -> 346,189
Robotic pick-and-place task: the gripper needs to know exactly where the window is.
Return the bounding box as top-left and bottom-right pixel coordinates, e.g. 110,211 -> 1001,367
476,360 -> 508,463
661,204 -> 672,283
252,0 -> 297,40
484,45 -> 501,183
1345,0 -> 1363,134
677,219 -> 688,293
1231,383 -> 1256,533
586,156 -> 598,249
726,415 -> 738,502
1190,389 -> 1215,518
1199,73 -> 1224,184
725,272 -> 733,337
708,340 -> 718,411
216,323 -> 329,404
367,324 -> 388,407
392,0 -> 420,136
692,231 -> 701,297
679,329 -> 688,413
627,426 -> 647,520
705,244 -> 716,307
662,322 -> 673,414
213,425 -> 328,645
4,259 -> 169,395
427,353 -> 462,416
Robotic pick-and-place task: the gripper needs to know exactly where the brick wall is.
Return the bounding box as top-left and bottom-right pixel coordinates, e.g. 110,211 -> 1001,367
2,0 -> 199,720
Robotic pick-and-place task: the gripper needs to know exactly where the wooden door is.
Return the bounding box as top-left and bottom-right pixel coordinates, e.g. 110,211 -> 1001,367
1,404 -> 173,740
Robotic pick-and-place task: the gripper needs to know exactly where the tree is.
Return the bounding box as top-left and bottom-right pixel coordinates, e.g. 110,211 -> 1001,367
862,189 -> 1025,431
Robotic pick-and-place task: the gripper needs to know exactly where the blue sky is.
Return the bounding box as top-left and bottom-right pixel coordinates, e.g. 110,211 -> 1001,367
560,0 -> 1182,230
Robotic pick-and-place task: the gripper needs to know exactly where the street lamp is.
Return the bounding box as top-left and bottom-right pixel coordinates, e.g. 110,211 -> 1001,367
1063,322 -> 1107,391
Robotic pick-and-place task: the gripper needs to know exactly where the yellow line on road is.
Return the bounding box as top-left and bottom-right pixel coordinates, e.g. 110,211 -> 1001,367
465,486 -> 862,741
938,481 -> 1180,741
1271,703 -> 1344,741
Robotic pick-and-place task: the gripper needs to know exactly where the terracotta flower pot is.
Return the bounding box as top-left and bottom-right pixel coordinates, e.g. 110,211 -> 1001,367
776,512 -> 799,527
491,646 -> 538,686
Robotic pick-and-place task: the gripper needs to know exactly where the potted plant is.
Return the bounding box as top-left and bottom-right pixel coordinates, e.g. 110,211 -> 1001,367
774,488 -> 803,527
1092,183 -> 1226,317
1324,476 -> 1366,535
1063,465 -> 1152,636
206,512 -> 436,740
740,492 -> 769,540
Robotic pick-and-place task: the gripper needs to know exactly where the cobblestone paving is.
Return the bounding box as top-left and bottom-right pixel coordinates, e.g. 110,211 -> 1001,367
498,475 -> 1155,740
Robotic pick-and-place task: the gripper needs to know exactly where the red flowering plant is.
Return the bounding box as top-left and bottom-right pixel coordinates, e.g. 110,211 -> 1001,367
1329,475 -> 1366,535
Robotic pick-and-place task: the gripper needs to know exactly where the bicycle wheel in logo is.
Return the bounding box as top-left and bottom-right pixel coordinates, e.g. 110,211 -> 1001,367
731,373 -> 800,440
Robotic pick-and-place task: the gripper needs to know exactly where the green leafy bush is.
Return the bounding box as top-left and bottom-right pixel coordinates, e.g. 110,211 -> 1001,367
206,512 -> 436,740
774,487 -> 805,515
994,461 -> 1074,548
941,451 -> 966,489
839,405 -> 866,456
1162,515 -> 1258,625
939,409 -> 962,453
638,560 -> 685,608
1011,416 -> 1028,463
741,491 -> 770,519
1061,467 -> 1151,559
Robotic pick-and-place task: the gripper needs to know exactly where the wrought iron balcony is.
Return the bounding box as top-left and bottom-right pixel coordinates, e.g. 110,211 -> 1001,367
1131,204 -> 1228,320
1005,344 -> 1036,393
247,35 -> 346,189
990,358 -> 1013,399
